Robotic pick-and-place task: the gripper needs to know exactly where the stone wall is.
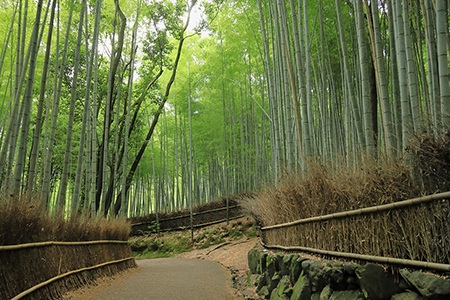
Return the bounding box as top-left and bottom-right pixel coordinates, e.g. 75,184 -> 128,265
247,248 -> 450,300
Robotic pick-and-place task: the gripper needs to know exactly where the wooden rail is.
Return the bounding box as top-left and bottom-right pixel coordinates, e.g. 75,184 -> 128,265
0,240 -> 128,251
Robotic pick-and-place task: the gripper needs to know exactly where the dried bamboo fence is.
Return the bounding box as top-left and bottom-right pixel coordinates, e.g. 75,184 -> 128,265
130,204 -> 243,235
0,240 -> 136,300
260,191 -> 450,272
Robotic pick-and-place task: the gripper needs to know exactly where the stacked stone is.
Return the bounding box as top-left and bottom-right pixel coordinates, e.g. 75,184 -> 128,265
247,248 -> 450,300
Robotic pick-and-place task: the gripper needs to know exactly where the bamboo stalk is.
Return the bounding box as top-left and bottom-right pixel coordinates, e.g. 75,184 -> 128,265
261,241 -> 450,272
0,240 -> 129,251
261,191 -> 450,230
11,257 -> 134,300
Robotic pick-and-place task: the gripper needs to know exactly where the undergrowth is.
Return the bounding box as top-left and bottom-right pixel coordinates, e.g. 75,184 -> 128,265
130,218 -> 257,259
0,194 -> 131,246
241,155 -> 421,227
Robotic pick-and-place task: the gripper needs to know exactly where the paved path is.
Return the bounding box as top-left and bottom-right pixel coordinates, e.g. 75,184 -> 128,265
68,258 -> 239,300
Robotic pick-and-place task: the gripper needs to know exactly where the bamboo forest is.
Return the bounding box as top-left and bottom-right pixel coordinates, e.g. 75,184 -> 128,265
0,0 -> 448,218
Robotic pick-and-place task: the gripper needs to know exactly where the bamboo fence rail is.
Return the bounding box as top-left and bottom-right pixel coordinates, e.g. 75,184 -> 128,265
0,240 -> 129,251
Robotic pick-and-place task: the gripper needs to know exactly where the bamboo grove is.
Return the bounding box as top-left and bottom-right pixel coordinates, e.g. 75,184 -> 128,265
0,0 -> 448,217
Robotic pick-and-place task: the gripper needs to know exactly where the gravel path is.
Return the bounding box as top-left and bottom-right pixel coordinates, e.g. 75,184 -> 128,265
65,258 -> 239,300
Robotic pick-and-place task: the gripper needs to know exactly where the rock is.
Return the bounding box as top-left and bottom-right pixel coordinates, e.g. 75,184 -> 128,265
276,276 -> 292,296
268,274 -> 281,294
391,291 -> 426,300
329,290 -> 364,300
256,273 -> 268,293
355,263 -> 403,300
258,286 -> 270,299
247,273 -> 261,287
275,253 -> 286,275
267,255 -> 279,278
343,263 -> 359,276
400,269 -> 450,300
319,285 -> 333,300
290,257 -> 308,285
280,255 -> 295,277
249,249 -> 268,275
285,287 -> 293,298
260,252 -> 268,274
270,288 -> 289,300
248,249 -> 260,274
323,263 -> 345,290
346,275 -> 359,290
302,260 -> 327,293
269,276 -> 291,300
290,271 -> 311,300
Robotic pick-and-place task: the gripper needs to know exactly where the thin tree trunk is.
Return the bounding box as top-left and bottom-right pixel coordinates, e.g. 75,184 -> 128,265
12,0 -> 44,193
393,0 -> 413,150
41,0 -> 74,205
436,0 -> 450,125
55,0 -> 86,212
71,0 -> 102,215
27,0 -> 57,191
335,0 -> 365,153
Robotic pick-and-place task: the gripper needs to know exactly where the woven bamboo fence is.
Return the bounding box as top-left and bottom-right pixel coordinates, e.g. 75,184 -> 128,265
130,201 -> 243,235
260,191 -> 450,272
0,240 -> 136,300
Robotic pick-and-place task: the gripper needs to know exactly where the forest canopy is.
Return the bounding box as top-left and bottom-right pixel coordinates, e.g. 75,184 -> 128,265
0,0 -> 448,217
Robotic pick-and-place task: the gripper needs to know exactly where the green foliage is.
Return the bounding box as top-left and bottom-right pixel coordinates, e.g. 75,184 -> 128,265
130,232 -> 192,259
136,220 -> 160,235
196,228 -> 225,249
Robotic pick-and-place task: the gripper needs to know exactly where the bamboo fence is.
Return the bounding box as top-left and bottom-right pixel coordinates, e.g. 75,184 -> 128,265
0,239 -> 136,300
260,191 -> 450,272
130,204 -> 243,235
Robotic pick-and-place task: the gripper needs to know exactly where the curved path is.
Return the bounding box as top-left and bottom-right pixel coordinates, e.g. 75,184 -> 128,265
66,258 -> 239,300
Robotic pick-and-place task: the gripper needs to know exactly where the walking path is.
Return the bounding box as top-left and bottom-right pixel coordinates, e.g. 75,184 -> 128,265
65,258 -> 239,300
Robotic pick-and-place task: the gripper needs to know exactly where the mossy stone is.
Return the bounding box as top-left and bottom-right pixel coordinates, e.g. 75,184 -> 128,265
391,291 -> 426,300
290,257 -> 308,285
400,269 -> 450,300
329,290 -> 364,300
355,263 -> 403,300
290,271 -> 311,300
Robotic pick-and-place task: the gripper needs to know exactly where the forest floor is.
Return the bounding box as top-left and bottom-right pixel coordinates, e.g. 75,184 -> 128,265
177,235 -> 261,299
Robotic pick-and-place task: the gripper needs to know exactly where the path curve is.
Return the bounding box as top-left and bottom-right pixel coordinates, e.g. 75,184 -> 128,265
65,258 -> 240,300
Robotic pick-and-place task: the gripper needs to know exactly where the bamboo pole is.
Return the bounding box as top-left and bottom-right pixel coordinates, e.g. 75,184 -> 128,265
0,240 -> 128,251
261,191 -> 450,231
